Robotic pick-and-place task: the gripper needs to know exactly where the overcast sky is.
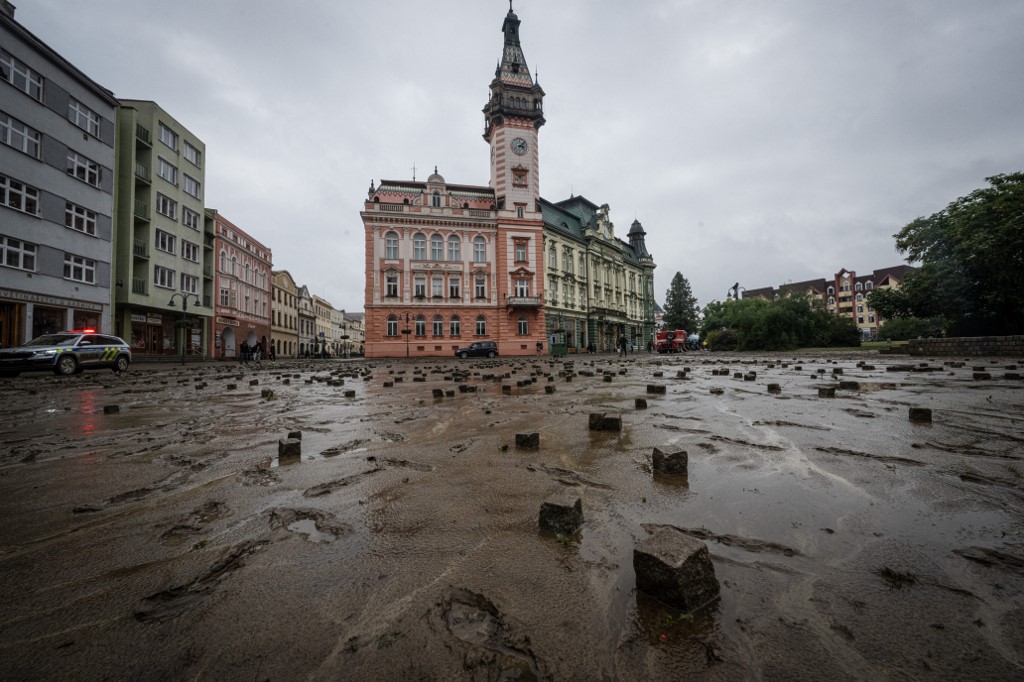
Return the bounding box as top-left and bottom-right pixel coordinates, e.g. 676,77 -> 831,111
17,0 -> 1024,310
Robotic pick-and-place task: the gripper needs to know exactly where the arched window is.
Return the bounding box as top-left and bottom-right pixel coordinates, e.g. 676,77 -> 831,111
386,315 -> 398,337
450,315 -> 461,337
447,235 -> 461,261
856,293 -> 863,301
827,286 -> 835,295
432,315 -> 444,336
855,282 -> 863,291
231,257 -> 238,276
828,296 -> 835,305
518,316 -> 528,335
473,236 -> 486,263
244,263 -> 251,283
865,281 -> 873,290
414,315 -> 426,336
432,191 -> 441,208
220,251 -> 227,273
476,315 -> 487,336
384,231 -> 399,259
430,234 -> 444,260
413,233 -> 426,260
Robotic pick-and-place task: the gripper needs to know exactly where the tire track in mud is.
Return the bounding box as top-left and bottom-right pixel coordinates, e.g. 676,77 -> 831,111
134,539 -> 269,623
814,447 -> 925,467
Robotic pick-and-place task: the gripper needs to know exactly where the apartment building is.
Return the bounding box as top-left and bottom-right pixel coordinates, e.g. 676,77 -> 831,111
113,100 -> 210,357
208,209 -> 272,359
1,5 -> 118,345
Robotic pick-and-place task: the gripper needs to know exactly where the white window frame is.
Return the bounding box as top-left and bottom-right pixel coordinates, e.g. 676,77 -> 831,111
475,274 -> 487,299
0,174 -> 40,215
386,316 -> 398,337
430,235 -> 444,260
432,316 -> 444,337
154,265 -> 176,289
68,98 -> 100,136
385,272 -> 399,297
476,316 -> 487,336
413,233 -> 426,260
384,231 -> 399,259
63,253 -> 96,284
158,122 -> 178,151
447,235 -> 460,261
67,151 -> 100,187
1,235 -> 37,271
155,229 -> 176,254
183,174 -> 201,199
182,240 -> 200,262
182,207 -> 200,230
515,242 -> 527,262
518,316 -> 528,335
450,317 -> 461,337
549,247 -> 557,270
431,275 -> 443,297
64,202 -> 97,236
413,275 -> 426,298
515,279 -> 530,297
473,236 -> 486,263
157,157 -> 178,185
1,49 -> 43,100
0,112 -> 41,158
156,193 -> 177,219
183,141 -> 201,167
449,277 -> 460,299
414,316 -> 426,336
181,273 -> 199,294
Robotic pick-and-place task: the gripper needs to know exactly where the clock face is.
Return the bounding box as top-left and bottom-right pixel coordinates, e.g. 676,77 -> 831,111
511,137 -> 528,156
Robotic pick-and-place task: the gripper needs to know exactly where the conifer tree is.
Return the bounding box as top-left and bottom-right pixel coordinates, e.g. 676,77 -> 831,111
663,272 -> 699,331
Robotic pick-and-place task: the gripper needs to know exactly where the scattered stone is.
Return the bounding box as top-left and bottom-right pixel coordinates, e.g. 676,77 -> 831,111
973,372 -> 992,381
767,383 -> 781,394
909,407 -> 933,424
839,381 -> 860,391
646,384 -> 666,395
278,438 -> 301,465
102,405 -> 120,414
344,390 -> 356,398
501,385 -> 512,395
515,432 -> 540,449
249,379 -> 259,386
601,414 -> 623,431
432,388 -> 444,398
226,383 -> 237,391
652,445 -> 688,476
633,527 -> 720,611
603,375 -> 613,383
261,388 -> 274,399
709,387 -> 724,395
544,385 -> 556,394
538,494 -> 583,535
635,398 -> 648,409
589,413 -> 605,430
818,387 -> 836,398
288,431 -> 302,440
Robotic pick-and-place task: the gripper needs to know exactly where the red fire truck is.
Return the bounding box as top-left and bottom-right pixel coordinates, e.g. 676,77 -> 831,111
655,329 -> 689,353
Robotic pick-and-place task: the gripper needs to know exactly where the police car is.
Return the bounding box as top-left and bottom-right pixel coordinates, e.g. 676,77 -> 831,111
0,330 -> 132,377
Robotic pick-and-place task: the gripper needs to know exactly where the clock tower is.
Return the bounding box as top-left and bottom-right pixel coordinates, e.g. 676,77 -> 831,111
483,3 -> 545,220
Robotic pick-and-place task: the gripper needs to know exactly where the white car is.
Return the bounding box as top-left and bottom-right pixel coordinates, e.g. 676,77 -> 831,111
0,330 -> 132,377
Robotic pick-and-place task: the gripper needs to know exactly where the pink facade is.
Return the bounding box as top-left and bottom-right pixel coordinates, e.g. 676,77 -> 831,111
208,211 -> 273,359
361,6 -> 548,358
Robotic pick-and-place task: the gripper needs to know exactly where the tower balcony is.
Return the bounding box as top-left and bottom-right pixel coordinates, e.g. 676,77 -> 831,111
507,295 -> 541,309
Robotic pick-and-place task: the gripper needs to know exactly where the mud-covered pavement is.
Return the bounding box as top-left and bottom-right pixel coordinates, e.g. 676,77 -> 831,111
1,352 -> 1022,680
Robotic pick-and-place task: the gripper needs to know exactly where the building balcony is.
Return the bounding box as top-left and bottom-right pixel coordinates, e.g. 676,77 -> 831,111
507,295 -> 541,309
132,278 -> 147,295
136,124 -> 152,146
203,264 -> 213,277
134,162 -> 151,184
132,239 -> 149,259
134,199 -> 149,221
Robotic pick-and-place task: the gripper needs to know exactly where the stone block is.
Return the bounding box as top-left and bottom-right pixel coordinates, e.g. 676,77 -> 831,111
839,381 -> 860,391
249,379 -> 259,386
973,372 -> 992,380
538,494 -> 583,535
544,385 -> 556,394
633,527 -> 720,611
818,387 -> 836,398
102,405 -> 120,414
287,430 -> 302,440
709,387 -> 724,395
603,375 -> 613,383
601,414 -> 622,431
502,385 -> 512,395
432,388 -> 444,398
515,432 -> 540,449
278,438 -> 301,465
652,445 -> 688,476
909,407 -> 932,423
646,384 -> 667,395
767,383 -> 781,394
589,413 -> 605,430
635,398 -> 648,409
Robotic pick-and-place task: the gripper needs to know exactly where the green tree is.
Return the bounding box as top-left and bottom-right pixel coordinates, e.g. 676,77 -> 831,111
874,172 -> 1024,335
699,296 -> 859,351
663,272 -> 699,331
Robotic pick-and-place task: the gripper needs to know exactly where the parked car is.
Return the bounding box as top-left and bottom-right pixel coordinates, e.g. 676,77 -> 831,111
0,330 -> 131,377
454,340 -> 498,359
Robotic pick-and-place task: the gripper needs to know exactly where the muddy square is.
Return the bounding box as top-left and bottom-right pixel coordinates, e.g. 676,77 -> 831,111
0,352 -> 1022,680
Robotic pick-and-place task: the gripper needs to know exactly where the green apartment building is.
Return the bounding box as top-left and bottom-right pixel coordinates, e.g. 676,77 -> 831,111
113,100 -> 212,358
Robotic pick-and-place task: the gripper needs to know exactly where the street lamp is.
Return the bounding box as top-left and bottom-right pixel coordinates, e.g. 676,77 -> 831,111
401,312 -> 412,358
168,292 -> 201,366
340,322 -> 350,359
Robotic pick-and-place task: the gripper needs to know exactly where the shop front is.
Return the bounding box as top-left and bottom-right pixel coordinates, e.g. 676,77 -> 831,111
118,309 -> 206,358
0,288 -> 107,347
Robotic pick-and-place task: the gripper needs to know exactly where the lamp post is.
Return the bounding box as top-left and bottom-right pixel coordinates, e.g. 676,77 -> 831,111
401,312 -> 411,358
340,322 -> 350,359
168,292 -> 201,366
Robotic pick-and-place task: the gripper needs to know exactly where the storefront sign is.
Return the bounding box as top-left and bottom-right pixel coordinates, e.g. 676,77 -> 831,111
130,314 -> 147,323
0,288 -> 103,311
147,316 -> 162,325
216,316 -> 240,326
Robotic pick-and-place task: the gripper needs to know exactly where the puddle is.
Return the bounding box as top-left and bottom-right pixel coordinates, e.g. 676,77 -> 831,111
287,518 -> 336,543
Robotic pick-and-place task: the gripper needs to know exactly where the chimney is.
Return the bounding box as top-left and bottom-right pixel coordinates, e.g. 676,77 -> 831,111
1,1 -> 15,19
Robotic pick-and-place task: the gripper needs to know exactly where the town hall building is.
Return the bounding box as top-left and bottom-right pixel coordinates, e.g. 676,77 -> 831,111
361,6 -> 656,358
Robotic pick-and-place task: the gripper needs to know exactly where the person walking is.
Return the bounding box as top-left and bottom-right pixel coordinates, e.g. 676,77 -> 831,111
618,334 -> 628,358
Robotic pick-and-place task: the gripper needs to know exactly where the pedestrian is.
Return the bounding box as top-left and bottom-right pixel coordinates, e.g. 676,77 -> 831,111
239,340 -> 248,363
269,342 -> 276,361
618,334 -> 628,357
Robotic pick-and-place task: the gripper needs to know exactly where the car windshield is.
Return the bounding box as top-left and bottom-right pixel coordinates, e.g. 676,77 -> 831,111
26,334 -> 79,347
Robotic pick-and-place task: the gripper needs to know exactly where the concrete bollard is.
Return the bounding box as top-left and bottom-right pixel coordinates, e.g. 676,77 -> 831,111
818,387 -> 836,398
102,405 -> 120,414
515,433 -> 540,449
633,527 -> 720,611
538,494 -> 583,535
909,407 -> 932,423
767,383 -> 781,394
278,438 -> 301,465
646,384 -> 667,395
652,445 -> 688,476
635,398 -> 648,409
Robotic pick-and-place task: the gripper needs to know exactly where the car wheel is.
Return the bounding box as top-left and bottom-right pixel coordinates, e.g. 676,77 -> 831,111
487,351 -> 496,358
459,352 -> 468,359
113,355 -> 130,373
55,354 -> 78,376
